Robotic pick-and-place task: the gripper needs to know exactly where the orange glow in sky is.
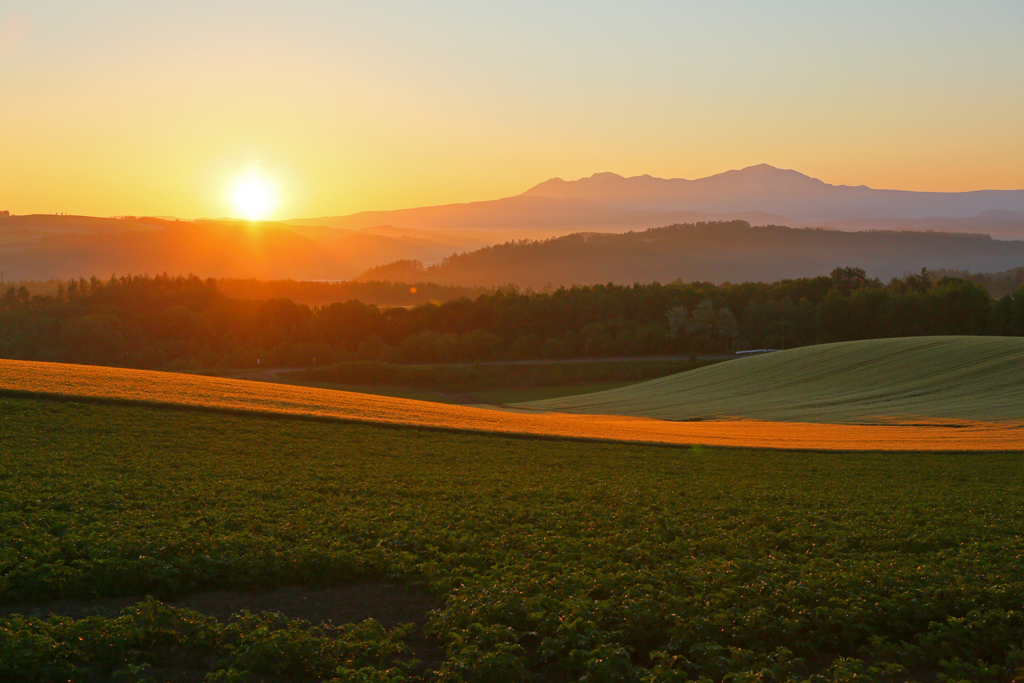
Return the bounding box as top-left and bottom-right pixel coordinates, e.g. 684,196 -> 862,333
228,169 -> 278,221
1,2 -> 1023,219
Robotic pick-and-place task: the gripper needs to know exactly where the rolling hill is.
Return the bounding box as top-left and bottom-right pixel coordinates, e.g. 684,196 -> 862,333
0,216 -> 489,281
2,356 -> 1023,450
821,209 -> 1024,240
517,336 -> 1024,424
0,219 -> 345,280
6,214 -> 1024,287
358,221 -> 1024,287
287,195 -> 785,234
0,214 -> 163,254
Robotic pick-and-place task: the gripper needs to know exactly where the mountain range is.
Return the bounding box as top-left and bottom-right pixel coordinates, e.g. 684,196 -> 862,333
291,164 -> 1024,237
3,164 -> 1024,283
521,164 -> 1024,222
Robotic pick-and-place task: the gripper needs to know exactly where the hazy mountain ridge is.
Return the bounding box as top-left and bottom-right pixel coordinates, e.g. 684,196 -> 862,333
521,164 -> 1024,221
0,215 -> 482,280
289,164 -> 1024,237
355,221 -> 1024,288
5,213 -> 1024,286
0,220 -> 341,280
287,194 -> 787,235
817,210 -> 1024,240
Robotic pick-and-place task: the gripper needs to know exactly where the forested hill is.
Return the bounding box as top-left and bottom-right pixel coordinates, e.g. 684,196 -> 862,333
357,221 -> 1024,288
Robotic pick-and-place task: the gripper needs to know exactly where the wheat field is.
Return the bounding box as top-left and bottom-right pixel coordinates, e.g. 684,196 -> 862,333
2,356 -> 1023,451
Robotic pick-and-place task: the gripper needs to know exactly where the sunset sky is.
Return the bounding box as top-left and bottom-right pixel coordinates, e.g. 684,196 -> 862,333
2,1 -> 1022,220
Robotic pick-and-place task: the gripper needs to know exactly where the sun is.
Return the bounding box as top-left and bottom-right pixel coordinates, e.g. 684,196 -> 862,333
229,171 -> 278,221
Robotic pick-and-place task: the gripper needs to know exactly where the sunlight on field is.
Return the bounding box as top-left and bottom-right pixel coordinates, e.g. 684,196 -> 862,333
3,359 -> 1024,451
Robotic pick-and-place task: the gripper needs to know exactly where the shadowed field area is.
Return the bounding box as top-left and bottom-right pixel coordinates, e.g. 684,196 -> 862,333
518,336 -> 1024,424
0,583 -> 440,628
3,355 -> 1024,450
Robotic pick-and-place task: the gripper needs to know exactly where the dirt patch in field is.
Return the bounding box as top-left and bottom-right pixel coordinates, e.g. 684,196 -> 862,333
0,581 -> 442,628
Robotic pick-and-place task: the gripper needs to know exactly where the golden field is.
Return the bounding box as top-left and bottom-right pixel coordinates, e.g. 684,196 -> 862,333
3,357 -> 1024,451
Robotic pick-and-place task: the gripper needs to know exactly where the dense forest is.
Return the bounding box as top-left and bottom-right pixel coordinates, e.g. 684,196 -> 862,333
930,265 -> 1024,298
0,278 -> 487,307
0,268 -> 1021,370
216,278 -> 487,306
9,262 -> 1024,303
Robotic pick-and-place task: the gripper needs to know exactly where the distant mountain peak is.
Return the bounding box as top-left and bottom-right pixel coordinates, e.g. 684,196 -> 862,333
699,164 -> 828,191
523,164 -> 824,196
540,172 -> 626,188
518,164 -> 1024,220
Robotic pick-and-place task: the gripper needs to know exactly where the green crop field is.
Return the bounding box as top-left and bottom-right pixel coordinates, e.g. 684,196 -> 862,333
274,378 -> 643,406
267,358 -> 720,406
2,394 -> 1024,682
518,336 -> 1024,424
285,359 -> 714,400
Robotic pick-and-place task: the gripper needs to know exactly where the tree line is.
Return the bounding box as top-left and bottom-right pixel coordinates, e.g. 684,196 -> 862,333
1,268 -> 1022,370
